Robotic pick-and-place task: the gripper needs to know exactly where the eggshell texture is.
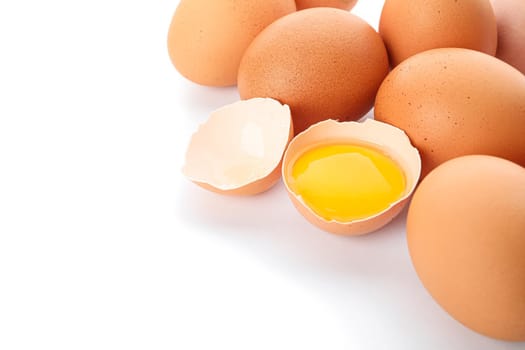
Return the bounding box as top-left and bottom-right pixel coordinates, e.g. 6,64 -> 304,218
379,0 -> 497,67
167,0 -> 296,86
490,0 -> 525,74
183,98 -> 293,196
296,0 -> 357,11
407,155 -> 525,341
374,48 -> 525,177
238,8 -> 389,134
282,119 -> 421,236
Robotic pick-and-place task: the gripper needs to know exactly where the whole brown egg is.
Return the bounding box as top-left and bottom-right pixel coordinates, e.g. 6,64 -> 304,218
167,0 -> 296,86
407,155 -> 525,341
296,0 -> 357,11
490,0 -> 525,75
238,8 -> 389,134
374,48 -> 525,177
379,0 -> 497,67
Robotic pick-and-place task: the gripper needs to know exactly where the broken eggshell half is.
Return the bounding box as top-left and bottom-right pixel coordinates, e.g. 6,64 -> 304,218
282,118 -> 421,235
183,98 -> 293,195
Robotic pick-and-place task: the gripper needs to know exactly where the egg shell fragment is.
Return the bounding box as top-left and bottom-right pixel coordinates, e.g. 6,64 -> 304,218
379,0 -> 497,67
167,0 -> 296,86
183,98 -> 293,196
282,119 -> 421,236
407,155 -> 525,341
238,8 -> 389,134
375,48 -> 525,178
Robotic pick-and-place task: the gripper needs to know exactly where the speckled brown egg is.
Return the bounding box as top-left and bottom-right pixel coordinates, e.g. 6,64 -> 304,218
374,48 -> 525,177
379,0 -> 497,67
296,0 -> 357,11
490,0 -> 525,75
238,8 -> 389,134
167,0 -> 296,87
407,155 -> 525,341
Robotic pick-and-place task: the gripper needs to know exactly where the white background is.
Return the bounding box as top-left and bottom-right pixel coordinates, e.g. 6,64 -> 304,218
0,0 -> 523,349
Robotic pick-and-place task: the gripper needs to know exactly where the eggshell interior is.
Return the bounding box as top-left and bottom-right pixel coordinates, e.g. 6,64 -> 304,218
183,98 -> 292,194
282,118 -> 421,235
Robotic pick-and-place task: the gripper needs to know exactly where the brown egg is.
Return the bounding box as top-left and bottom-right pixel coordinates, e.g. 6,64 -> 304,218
490,0 -> 525,75
379,0 -> 497,67
282,119 -> 421,236
374,48 -> 525,177
296,0 -> 357,11
183,98 -> 293,195
167,0 -> 296,87
407,155 -> 525,341
238,8 -> 389,134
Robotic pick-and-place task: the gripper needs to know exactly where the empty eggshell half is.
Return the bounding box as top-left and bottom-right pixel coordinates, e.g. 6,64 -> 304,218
282,119 -> 421,235
183,98 -> 293,195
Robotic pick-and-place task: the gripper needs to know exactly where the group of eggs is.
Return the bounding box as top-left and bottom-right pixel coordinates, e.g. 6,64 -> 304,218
167,0 -> 525,342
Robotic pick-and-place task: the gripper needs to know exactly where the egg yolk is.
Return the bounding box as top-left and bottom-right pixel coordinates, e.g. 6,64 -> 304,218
290,144 -> 406,222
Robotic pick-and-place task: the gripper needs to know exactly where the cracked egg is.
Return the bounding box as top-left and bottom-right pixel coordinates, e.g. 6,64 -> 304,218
282,119 -> 421,235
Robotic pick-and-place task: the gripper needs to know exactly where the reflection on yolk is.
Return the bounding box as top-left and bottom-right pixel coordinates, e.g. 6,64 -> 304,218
290,144 -> 406,222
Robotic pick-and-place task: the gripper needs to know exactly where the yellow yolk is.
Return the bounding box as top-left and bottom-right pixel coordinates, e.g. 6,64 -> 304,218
290,144 -> 406,222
